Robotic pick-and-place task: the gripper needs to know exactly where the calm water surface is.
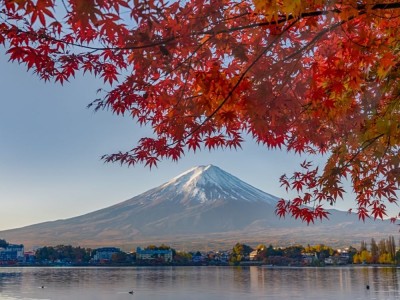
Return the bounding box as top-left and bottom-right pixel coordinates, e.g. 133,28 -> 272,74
0,266 -> 399,300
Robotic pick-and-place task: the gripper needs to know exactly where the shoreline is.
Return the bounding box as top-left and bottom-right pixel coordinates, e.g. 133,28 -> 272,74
1,263 -> 398,268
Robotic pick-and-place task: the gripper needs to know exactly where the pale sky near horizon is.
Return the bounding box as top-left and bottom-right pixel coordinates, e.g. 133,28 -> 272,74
0,53 -> 380,231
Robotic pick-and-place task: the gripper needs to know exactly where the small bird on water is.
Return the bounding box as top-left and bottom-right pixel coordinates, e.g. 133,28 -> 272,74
366,284 -> 370,290
128,290 -> 134,294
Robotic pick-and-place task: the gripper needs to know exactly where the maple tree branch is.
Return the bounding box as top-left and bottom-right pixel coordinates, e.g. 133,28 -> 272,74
329,133 -> 386,178
93,36 -> 213,115
177,20 -> 299,145
197,2 -> 400,35
377,141 -> 392,171
173,60 -> 194,113
340,23 -> 370,49
321,98 -> 400,186
369,2 -> 400,10
165,36 -> 213,85
2,3 -> 400,53
283,22 -> 346,63
6,27 -> 178,52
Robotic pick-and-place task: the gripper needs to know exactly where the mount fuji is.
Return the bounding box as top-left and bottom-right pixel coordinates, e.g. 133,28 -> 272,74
0,165 -> 395,249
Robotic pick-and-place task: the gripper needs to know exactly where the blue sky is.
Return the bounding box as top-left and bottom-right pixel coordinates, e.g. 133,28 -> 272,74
0,54 -> 365,231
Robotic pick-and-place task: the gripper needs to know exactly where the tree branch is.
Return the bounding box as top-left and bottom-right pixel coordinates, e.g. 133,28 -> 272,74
2,2 -> 400,52
178,20 -> 299,144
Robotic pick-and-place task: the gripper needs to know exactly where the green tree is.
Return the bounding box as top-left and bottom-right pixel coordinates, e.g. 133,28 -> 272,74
378,239 -> 388,258
35,245 -> 91,263
360,240 -> 368,252
145,245 -> 158,250
376,236 -> 396,264
283,246 -> 304,260
370,238 -> 379,264
347,246 -> 358,263
266,245 -> 283,257
111,252 -> 127,263
174,251 -> 192,264
387,236 -> 396,262
35,246 -> 58,262
395,248 -> 400,265
307,244 -> 334,260
0,239 -> 8,248
230,243 -> 254,265
158,244 -> 171,250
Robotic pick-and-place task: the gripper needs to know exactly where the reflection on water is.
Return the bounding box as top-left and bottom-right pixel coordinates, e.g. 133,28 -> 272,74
1,266 -> 400,300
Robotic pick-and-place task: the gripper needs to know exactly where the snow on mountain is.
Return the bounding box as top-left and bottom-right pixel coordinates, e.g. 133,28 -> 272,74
158,164 -> 278,205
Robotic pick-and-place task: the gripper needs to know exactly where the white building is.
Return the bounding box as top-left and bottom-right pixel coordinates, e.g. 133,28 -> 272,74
136,247 -> 173,262
0,244 -> 25,263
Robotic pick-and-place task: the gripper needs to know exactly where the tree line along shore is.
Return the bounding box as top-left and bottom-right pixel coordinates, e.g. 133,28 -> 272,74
1,236 -> 399,267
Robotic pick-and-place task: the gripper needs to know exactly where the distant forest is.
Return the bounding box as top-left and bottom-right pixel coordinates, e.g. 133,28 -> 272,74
2,236 -> 399,266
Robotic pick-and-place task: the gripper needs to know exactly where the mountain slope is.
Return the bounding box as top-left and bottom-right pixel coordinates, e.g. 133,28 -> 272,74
0,165 -> 396,249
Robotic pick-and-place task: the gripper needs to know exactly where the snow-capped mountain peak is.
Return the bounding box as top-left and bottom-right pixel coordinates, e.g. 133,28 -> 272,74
159,165 -> 278,205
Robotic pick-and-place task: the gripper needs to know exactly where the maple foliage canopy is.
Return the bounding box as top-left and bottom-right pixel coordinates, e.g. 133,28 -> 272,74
1,0 -> 400,223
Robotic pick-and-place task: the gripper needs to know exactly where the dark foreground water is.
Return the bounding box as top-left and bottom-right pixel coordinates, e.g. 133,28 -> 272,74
0,266 -> 399,300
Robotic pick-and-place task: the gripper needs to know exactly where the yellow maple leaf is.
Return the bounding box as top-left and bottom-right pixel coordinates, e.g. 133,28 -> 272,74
253,0 -> 271,13
253,0 -> 279,22
282,0 -> 303,18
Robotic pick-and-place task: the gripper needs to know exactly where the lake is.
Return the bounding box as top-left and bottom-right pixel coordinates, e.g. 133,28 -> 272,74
0,266 -> 399,299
